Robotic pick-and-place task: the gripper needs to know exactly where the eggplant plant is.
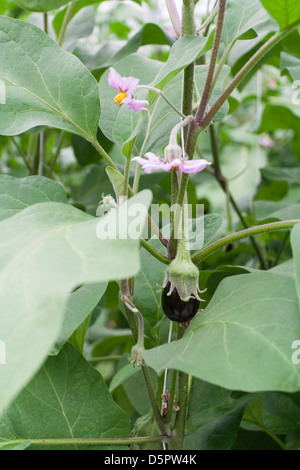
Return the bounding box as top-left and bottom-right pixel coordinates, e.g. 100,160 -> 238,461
0,0 -> 300,451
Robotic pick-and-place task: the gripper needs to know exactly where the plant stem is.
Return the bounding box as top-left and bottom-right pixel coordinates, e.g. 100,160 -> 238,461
137,86 -> 185,118
25,435 -> 166,447
47,131 -> 65,176
58,0 -> 76,46
168,1 -> 195,258
132,103 -> 158,194
273,231 -> 290,268
169,326 -> 189,450
10,137 -> 31,172
194,0 -> 227,125
166,369 -> 178,423
197,1 -> 218,33
140,239 -> 170,265
192,220 -> 300,264
122,301 -> 169,436
43,13 -> 48,35
209,125 -> 267,269
201,20 -> 300,129
88,355 -> 122,364
122,154 -> 132,198
141,366 -> 170,436
165,0 -> 182,38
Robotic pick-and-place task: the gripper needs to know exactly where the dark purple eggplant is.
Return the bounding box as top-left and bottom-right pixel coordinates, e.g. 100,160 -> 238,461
162,282 -> 199,323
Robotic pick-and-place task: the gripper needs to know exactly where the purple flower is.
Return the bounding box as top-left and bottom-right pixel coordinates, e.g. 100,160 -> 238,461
132,152 -> 212,174
108,67 -> 149,112
259,136 -> 274,148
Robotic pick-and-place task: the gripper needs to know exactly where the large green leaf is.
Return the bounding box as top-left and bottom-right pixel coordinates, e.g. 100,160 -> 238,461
185,379 -> 249,450
0,344 -> 130,450
0,175 -> 67,221
14,0 -> 70,11
0,17 -> 99,139
222,0 -> 270,46
144,272 -> 300,392
0,190 -> 152,412
52,282 -> 107,354
242,392 -> 300,435
260,0 -> 300,29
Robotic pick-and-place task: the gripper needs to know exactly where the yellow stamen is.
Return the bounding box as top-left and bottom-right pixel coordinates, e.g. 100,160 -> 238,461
170,166 -> 179,172
114,92 -> 127,106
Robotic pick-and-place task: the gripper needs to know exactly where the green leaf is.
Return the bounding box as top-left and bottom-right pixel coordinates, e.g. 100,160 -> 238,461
0,17 -> 99,140
0,344 -> 130,450
243,392 -> 300,435
109,23 -> 171,66
254,200 -> 300,221
222,0 -> 270,46
152,35 -> 209,88
70,164 -> 114,215
261,166 -> 300,185
185,379 -> 248,450
62,5 -> 95,51
109,363 -> 140,393
53,0 -> 107,37
281,51 -> 300,80
144,272 -> 300,392
14,0 -> 70,11
0,440 -> 31,450
260,0 -> 300,29
52,282 -> 107,354
106,167 -> 124,204
0,190 -> 152,413
0,175 -> 67,221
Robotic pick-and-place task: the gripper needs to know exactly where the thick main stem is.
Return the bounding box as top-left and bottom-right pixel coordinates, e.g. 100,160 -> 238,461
194,0 -> 227,125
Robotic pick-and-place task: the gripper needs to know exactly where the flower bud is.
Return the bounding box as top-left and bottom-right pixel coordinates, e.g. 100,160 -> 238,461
164,143 -> 182,162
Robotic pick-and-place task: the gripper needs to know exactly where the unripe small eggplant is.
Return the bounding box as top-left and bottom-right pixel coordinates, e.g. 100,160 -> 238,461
162,282 -> 200,323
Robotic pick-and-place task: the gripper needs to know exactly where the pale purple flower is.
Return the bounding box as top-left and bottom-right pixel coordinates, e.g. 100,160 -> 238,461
132,152 -> 212,174
108,67 -> 149,112
259,136 -> 274,148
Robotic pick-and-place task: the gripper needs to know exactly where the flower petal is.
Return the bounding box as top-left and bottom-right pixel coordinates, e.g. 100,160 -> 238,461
108,67 -> 123,92
126,98 -> 149,112
179,159 -> 212,174
132,155 -> 166,174
121,76 -> 140,95
144,152 -> 161,162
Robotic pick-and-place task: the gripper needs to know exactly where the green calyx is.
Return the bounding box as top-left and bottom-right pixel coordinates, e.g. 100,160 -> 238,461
164,234 -> 202,302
